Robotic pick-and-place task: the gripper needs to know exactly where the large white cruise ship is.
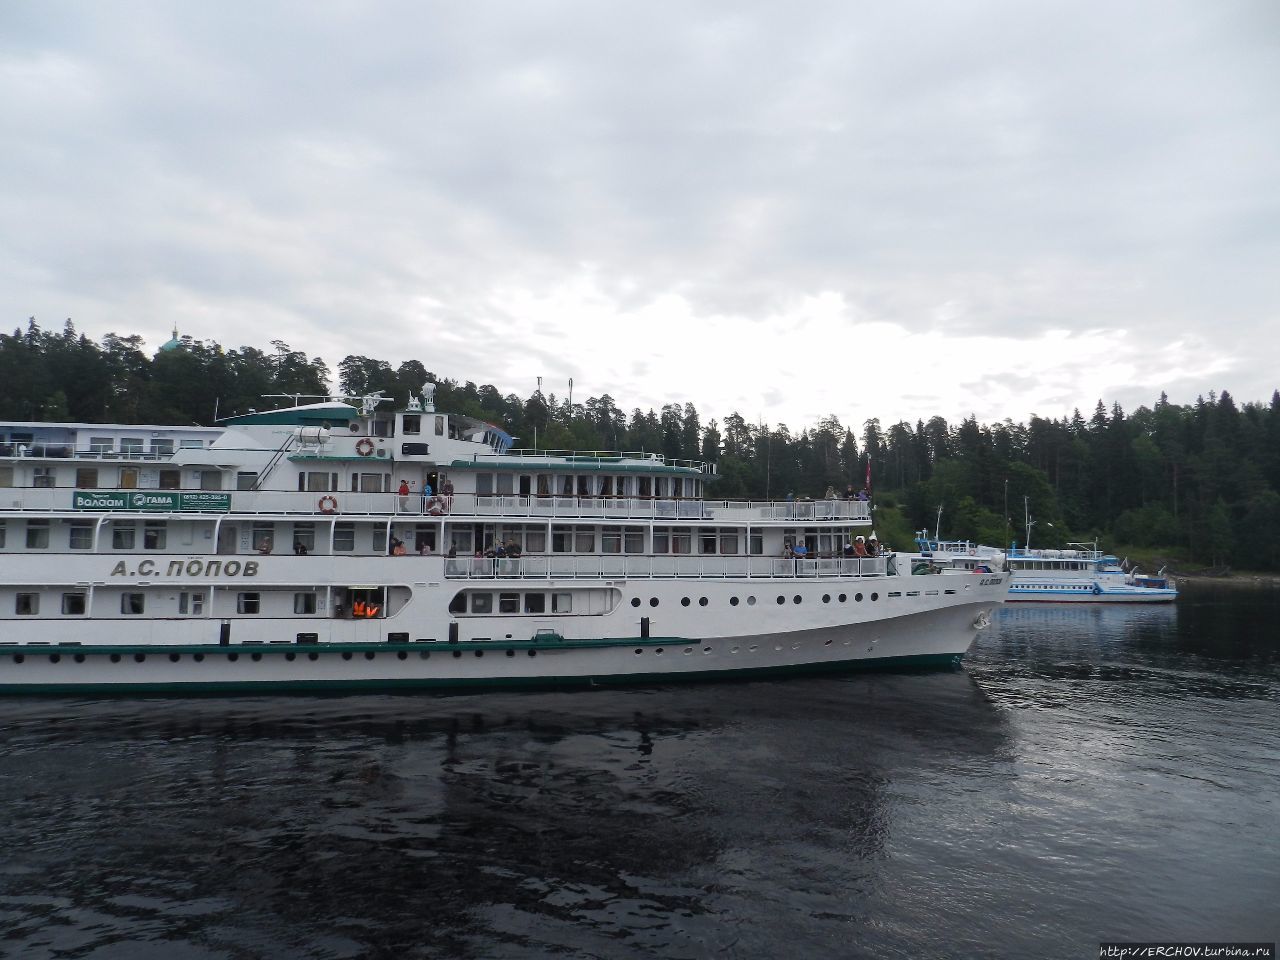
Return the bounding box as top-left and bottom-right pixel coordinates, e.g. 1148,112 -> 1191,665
0,385 -> 1007,693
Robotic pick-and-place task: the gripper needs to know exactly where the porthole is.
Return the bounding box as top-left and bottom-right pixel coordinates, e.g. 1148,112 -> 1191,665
681,597 -> 690,607
397,651 -> 407,660
839,593 -> 847,602
747,596 -> 756,606
822,594 -> 831,603
824,639 -> 833,646
341,651 -> 353,661
418,651 -> 430,660
49,654 -> 61,664
730,597 -> 739,606
474,650 -> 483,658
649,597 -> 659,607
308,652 -> 320,661
506,650 -> 515,657
194,653 -> 205,662
168,653 -> 180,663
684,647 -> 693,655
699,597 -> 708,607
635,648 -> 643,655
74,654 -> 85,663
364,651 -> 375,660
453,650 -> 462,659
528,650 -> 537,657
702,646 -> 712,654
134,653 -> 146,663
631,597 -> 641,607
227,653 -> 238,662
655,647 -> 664,655
286,652 -> 297,662
855,593 -> 864,602
12,654 -> 24,664
109,653 -> 120,663
793,595 -> 802,604
251,652 -> 263,662
731,646 -> 739,654
776,596 -> 785,605
871,592 -> 879,601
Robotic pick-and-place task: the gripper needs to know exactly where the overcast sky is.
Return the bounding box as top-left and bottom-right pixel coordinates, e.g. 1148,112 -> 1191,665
2,1 -> 1277,433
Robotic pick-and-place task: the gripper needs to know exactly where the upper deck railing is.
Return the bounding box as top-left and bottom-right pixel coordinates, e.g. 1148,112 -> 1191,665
0,488 -> 872,523
489,448 -> 710,472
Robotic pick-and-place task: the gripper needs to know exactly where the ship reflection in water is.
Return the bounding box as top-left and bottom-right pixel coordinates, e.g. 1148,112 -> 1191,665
2,582 -> 1277,957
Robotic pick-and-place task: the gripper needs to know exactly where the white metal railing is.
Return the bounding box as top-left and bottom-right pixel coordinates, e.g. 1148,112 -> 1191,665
443,555 -> 891,580
1,488 -> 873,522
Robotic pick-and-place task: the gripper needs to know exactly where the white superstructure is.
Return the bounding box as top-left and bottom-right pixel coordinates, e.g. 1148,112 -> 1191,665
0,389 -> 1007,693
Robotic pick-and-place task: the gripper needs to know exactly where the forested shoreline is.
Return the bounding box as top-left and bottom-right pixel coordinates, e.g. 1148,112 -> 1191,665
4,319 -> 1279,571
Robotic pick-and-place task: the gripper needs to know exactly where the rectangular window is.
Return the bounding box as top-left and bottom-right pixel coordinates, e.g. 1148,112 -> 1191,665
358,473 -> 382,493
62,592 -> 86,615
121,593 -> 145,615
496,473 -> 514,496
26,520 -> 50,549
294,592 -> 317,614
237,592 -> 261,614
471,593 -> 493,614
0,521 -> 6,547
293,522 -> 316,553
498,593 -> 519,613
624,527 -> 644,554
0,467 -> 12,488
552,592 -> 572,613
251,522 -> 274,553
180,439 -> 204,449
750,533 -> 763,555
112,523 -> 136,549
178,592 -> 205,616
16,593 -> 39,615
653,527 -> 669,553
434,416 -> 445,436
525,530 -> 546,553
476,473 -> 493,496
699,528 -> 717,554
524,593 -> 546,614
304,472 -> 333,492
158,469 -> 180,489
236,472 -> 258,490
90,437 -> 113,453
402,415 -> 420,435
601,526 -> 623,554
33,467 -> 56,488
144,521 -> 167,550
151,439 -> 175,457
199,471 -> 223,490
561,475 -> 573,496
671,530 -> 692,555
720,533 -> 739,555
638,476 -> 652,498
69,522 -> 93,550
119,438 -> 143,455
75,467 -> 99,488
551,525 -> 572,553
574,529 -> 595,553
576,476 -> 590,497
334,523 -> 355,551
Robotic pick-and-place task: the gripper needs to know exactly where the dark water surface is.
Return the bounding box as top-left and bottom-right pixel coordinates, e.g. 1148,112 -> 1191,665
2,583 -> 1277,959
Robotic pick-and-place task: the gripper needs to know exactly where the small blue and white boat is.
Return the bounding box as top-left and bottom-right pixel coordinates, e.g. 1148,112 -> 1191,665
1002,543 -> 1177,603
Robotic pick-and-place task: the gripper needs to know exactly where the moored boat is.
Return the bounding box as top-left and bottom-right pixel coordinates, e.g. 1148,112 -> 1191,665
0,386 -> 1008,693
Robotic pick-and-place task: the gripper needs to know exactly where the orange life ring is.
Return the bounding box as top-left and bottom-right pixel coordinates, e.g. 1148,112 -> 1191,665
968,547 -> 976,556
318,495 -> 339,514
355,438 -> 375,457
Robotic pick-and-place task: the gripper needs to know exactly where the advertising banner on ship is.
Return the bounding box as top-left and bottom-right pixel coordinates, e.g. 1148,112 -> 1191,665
72,490 -> 232,512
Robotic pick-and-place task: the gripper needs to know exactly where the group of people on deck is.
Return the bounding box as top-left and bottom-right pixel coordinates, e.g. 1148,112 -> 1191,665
396,478 -> 455,514
783,534 -> 884,560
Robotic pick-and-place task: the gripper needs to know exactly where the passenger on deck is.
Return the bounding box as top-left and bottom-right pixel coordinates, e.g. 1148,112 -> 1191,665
397,479 -> 410,511
854,536 -> 869,558
257,538 -> 272,555
293,540 -> 308,556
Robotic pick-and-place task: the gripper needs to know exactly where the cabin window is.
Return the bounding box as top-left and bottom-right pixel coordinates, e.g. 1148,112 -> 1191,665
654,478 -> 667,498
435,416 -> 445,436
237,592 -> 261,614
293,523 -> 316,553
199,471 -> 223,490
600,476 -> 613,497
552,592 -> 572,613
624,528 -> 644,554
576,476 -> 590,497
251,522 -> 274,553
90,437 -> 113,453
496,473 -> 513,496
403,415 -> 421,435
471,593 -> 493,614
601,527 -> 623,554
120,438 -> 143,456
33,467 -> 56,488
525,530 -> 546,553
151,439 -> 175,457
616,476 -> 630,497
524,593 -> 546,614
518,475 -> 532,497
699,528 -> 717,555
333,523 -> 355,552
294,592 -> 317,614
159,469 -> 181,489
560,476 -> 573,496
357,473 -> 383,493
536,475 -> 551,497
551,526 -> 572,553
179,591 -> 205,615
638,477 -> 652,498
26,520 -> 50,549
0,521 -> 6,546
0,467 -> 12,488
720,533 -> 740,555
121,593 -> 145,615
144,521 -> 167,550
498,593 -> 519,614
750,533 -> 763,555
180,439 -> 204,449
69,522 -> 93,550
15,593 -> 39,615
61,592 -> 86,615
301,471 -> 334,492
76,467 -> 99,488
575,529 -> 595,552
236,471 -> 258,490
448,592 -> 466,614
476,473 -> 493,496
